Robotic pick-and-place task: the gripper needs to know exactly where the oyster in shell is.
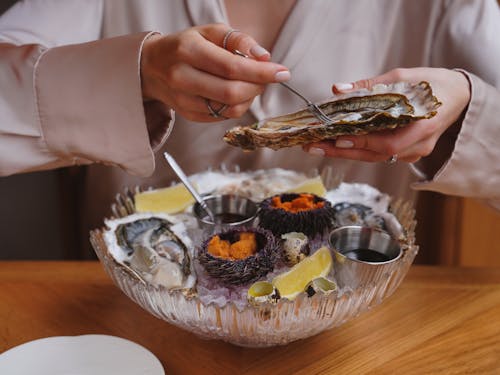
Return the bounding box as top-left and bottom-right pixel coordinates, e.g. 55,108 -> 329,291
224,81 -> 441,151
332,202 -> 373,227
104,213 -> 196,292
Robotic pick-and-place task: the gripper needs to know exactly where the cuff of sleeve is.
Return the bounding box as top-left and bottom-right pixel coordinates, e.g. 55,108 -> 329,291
412,70 -> 500,199
34,31 -> 171,176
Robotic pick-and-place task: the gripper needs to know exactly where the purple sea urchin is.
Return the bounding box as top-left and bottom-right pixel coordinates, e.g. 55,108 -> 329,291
258,193 -> 334,237
198,227 -> 279,285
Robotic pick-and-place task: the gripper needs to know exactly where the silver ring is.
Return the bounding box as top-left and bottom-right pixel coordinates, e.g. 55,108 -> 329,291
205,98 -> 228,118
233,49 -> 248,58
386,154 -> 398,164
222,28 -> 240,50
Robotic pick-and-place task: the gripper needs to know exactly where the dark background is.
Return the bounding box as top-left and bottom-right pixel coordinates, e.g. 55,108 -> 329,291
1,0 -> 68,259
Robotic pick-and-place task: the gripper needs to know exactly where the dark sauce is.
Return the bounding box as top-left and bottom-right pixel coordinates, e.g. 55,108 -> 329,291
344,248 -> 391,263
203,213 -> 248,224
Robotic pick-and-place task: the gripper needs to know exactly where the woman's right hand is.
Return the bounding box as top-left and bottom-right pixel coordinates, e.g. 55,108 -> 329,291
140,24 -> 290,122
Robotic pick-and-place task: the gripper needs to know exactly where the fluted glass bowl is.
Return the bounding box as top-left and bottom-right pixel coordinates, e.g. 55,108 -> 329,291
90,169 -> 418,347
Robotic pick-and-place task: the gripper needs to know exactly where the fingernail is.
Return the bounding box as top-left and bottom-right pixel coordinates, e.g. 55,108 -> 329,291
275,70 -> 291,82
308,147 -> 325,156
335,83 -> 354,91
335,140 -> 354,148
250,45 -> 270,58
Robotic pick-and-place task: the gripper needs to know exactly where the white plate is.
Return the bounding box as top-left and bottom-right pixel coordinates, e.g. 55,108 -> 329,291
0,335 -> 164,375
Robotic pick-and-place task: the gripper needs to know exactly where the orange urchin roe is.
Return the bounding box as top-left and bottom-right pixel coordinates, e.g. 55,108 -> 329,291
271,193 -> 325,213
239,232 -> 255,241
207,232 -> 257,260
207,235 -> 231,258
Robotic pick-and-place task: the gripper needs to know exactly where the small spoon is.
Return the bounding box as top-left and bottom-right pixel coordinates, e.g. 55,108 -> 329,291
163,152 -> 216,223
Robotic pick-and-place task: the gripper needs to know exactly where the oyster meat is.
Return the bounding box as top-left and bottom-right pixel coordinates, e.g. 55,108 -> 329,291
104,213 -> 196,292
224,81 -> 441,151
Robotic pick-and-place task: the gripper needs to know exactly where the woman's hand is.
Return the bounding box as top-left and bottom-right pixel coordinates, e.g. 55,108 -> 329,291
140,24 -> 290,122
303,68 -> 471,163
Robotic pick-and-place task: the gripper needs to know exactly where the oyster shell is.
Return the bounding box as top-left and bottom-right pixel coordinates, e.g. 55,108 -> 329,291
332,202 -> 373,227
104,213 -> 196,292
331,201 -> 404,239
223,81 -> 441,151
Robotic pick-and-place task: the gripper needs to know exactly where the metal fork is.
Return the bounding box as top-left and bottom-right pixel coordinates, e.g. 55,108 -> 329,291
278,82 -> 332,125
233,49 -> 332,125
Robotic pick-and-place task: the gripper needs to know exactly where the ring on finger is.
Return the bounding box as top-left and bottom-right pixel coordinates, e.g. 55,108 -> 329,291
386,154 -> 398,164
205,98 -> 228,118
222,28 -> 240,50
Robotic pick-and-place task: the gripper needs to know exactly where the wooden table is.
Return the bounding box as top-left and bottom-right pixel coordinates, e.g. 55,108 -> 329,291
1,262 -> 499,374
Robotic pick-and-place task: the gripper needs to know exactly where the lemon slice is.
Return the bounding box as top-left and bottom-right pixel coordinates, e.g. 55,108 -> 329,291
134,183 -> 196,214
286,176 -> 327,197
272,246 -> 333,300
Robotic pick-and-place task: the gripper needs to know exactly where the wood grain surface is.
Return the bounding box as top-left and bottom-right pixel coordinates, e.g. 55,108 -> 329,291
1,262 -> 499,374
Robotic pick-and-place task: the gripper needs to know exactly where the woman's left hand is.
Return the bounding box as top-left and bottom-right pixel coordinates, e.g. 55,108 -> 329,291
303,68 -> 471,163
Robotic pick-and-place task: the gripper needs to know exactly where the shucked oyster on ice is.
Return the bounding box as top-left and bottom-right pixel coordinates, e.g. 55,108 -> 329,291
104,213 -> 196,293
224,81 -> 441,151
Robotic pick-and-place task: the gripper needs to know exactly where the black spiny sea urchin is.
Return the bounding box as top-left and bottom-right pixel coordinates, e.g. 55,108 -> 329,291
258,193 -> 334,237
198,227 -> 279,285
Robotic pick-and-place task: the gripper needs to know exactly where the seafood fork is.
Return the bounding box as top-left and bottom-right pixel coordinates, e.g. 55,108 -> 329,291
278,82 -> 333,125
233,49 -> 333,125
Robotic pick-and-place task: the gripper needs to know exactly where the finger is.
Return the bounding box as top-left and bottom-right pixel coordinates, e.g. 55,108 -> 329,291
197,24 -> 271,60
394,134 -> 440,162
331,68 -> 416,94
183,28 -> 290,84
166,63 -> 265,104
176,97 -> 253,122
173,93 -> 254,119
303,141 -> 389,163
174,107 -> 227,123
190,40 -> 289,83
303,140 -> 422,164
331,119 -> 438,156
223,30 -> 271,61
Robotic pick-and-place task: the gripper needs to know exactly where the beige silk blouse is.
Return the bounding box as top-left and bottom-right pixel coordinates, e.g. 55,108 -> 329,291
0,0 -> 499,240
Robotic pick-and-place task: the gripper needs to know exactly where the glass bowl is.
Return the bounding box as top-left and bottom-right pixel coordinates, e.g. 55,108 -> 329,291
90,171 -> 418,347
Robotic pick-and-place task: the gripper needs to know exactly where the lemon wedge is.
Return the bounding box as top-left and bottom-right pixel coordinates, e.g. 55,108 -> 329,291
286,176 -> 327,197
134,183 -> 196,214
272,246 -> 333,300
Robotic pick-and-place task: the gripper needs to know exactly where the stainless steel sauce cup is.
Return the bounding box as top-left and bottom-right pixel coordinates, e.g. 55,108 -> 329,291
329,226 -> 403,290
193,194 -> 258,233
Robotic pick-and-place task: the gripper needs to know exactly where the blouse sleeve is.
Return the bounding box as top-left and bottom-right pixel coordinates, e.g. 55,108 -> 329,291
0,0 -> 173,177
413,0 -> 500,207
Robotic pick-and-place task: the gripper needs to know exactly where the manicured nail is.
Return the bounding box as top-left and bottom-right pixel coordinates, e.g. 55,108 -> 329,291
275,70 -> 291,82
335,83 -> 354,91
308,147 -> 325,156
250,45 -> 270,58
335,140 -> 354,148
